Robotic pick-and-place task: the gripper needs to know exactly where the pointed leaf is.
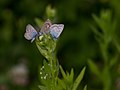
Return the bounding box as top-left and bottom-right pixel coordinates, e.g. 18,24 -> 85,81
38,85 -> 48,90
92,14 -> 107,34
83,85 -> 87,90
66,71 -> 70,78
101,67 -> 111,90
60,65 -> 67,79
90,25 -> 102,38
72,67 -> 86,90
88,59 -> 101,79
109,55 -> 118,67
92,14 -> 101,29
57,78 -> 66,89
69,68 -> 74,83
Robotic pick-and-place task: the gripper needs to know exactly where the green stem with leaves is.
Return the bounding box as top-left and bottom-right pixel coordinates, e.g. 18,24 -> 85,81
49,52 -> 59,89
89,10 -> 117,90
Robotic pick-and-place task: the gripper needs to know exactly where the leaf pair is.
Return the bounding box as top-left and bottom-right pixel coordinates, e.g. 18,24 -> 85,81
58,66 -> 86,90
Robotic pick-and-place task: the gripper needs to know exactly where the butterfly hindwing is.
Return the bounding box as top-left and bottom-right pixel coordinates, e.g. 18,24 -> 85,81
24,24 -> 37,41
50,24 -> 64,39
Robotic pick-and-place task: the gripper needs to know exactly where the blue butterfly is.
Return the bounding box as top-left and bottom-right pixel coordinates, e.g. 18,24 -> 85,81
24,24 -> 38,42
24,19 -> 64,42
49,24 -> 64,39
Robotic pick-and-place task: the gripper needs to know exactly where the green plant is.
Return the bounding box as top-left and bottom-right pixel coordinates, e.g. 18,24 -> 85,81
24,6 -> 86,90
89,10 -> 119,90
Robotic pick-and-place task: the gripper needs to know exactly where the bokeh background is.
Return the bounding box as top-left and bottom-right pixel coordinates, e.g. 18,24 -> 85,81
0,0 -> 120,90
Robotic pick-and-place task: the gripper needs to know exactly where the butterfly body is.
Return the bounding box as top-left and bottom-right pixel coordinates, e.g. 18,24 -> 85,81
40,19 -> 52,34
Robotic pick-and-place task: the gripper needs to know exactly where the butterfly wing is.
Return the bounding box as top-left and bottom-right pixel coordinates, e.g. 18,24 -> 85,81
24,24 -> 37,41
50,24 -> 64,39
40,19 -> 52,33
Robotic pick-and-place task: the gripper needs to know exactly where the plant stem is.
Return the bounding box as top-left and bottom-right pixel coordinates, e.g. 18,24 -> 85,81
48,52 -> 59,90
100,41 -> 111,90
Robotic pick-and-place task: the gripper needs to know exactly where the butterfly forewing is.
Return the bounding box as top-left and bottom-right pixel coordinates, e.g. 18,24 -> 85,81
24,24 -> 37,40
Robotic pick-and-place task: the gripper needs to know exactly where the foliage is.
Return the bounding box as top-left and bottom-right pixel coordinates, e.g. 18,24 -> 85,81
34,7 -> 86,89
88,10 -> 119,90
0,0 -> 120,90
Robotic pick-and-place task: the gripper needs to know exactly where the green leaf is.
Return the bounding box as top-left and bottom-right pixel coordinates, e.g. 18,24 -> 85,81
46,5 -> 56,20
92,13 -> 108,35
92,14 -> 103,30
90,25 -> 102,38
83,85 -> 87,90
109,55 -> 118,67
113,36 -> 120,52
92,10 -> 115,44
72,67 -> 86,90
57,78 -> 66,89
88,59 -> 101,79
66,71 -> 70,78
38,85 -> 48,90
69,68 -> 74,84
101,66 -> 111,90
60,65 -> 67,79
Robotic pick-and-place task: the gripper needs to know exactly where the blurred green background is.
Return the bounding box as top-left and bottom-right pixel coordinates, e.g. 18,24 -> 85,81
0,0 -> 120,90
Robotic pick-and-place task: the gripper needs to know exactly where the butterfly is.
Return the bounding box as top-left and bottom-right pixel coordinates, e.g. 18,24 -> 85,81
24,19 -> 64,42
